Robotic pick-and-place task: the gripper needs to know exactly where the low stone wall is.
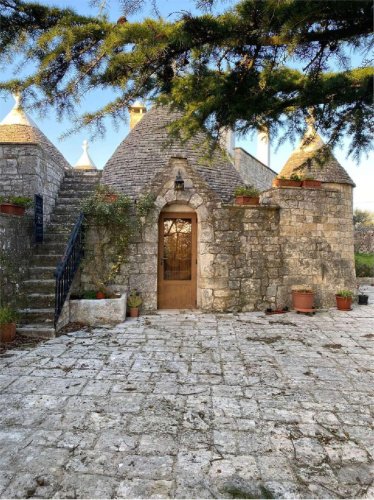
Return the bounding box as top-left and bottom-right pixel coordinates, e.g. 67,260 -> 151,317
355,227 -> 374,253
0,143 -> 67,222
0,213 -> 33,307
234,147 -> 276,192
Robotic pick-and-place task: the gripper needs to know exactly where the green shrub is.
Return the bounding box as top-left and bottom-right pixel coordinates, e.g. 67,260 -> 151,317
0,196 -> 33,207
82,290 -> 97,300
0,306 -> 18,325
355,253 -> 374,277
336,289 -> 353,298
234,186 -> 260,197
127,290 -> 142,308
290,173 -> 302,181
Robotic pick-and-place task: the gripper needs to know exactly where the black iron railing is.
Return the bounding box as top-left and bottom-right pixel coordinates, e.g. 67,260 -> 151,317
34,194 -> 43,243
54,212 -> 85,327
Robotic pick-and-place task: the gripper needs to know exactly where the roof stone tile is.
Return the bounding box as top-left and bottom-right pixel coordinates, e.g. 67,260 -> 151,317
102,106 -> 244,201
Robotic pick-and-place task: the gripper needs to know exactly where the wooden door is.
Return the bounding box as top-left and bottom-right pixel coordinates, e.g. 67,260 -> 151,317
158,212 -> 197,309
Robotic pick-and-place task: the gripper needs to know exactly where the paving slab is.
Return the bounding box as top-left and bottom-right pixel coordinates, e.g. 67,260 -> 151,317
0,299 -> 374,498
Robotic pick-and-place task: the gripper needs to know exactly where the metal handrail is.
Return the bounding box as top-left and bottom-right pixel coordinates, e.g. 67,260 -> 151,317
54,212 -> 85,327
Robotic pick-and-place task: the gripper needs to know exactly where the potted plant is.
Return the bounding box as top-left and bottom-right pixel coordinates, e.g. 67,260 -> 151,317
357,285 -> 369,305
302,175 -> 322,189
336,289 -> 353,310
0,196 -> 33,216
96,285 -> 107,300
0,306 -> 18,342
291,285 -> 315,312
127,290 -> 142,317
273,174 -> 302,188
234,186 -> 260,205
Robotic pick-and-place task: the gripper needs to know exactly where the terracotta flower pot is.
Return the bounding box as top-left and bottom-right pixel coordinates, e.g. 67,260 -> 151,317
235,196 -> 260,206
0,322 -> 16,342
0,203 -> 25,216
129,307 -> 139,317
336,295 -> 352,311
292,291 -> 314,312
302,180 -> 322,189
273,179 -> 302,188
96,291 -> 106,299
104,194 -> 118,203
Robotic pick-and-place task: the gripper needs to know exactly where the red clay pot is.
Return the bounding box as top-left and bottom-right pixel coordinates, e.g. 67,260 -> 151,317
96,291 -> 106,299
273,179 -> 302,188
129,307 -> 139,318
235,196 -> 260,206
0,203 -> 25,216
292,291 -> 315,312
302,180 -> 322,189
0,322 -> 16,342
336,295 -> 352,311
104,194 -> 118,203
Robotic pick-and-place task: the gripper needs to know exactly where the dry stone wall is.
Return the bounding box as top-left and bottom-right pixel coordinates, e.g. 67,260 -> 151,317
0,213 -> 33,307
261,184 -> 356,307
355,227 -> 374,253
0,143 -> 66,222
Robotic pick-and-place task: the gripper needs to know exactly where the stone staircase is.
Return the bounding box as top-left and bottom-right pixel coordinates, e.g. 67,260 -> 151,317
18,170 -> 101,339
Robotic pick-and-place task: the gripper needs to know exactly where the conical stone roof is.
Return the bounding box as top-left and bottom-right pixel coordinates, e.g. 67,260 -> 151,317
0,94 -> 71,170
279,126 -> 354,186
102,106 -> 244,201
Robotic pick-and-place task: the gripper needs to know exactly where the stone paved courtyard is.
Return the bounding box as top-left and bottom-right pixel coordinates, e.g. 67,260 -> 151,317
0,298 -> 373,498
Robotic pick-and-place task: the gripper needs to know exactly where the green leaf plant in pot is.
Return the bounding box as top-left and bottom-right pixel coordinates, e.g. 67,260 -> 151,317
0,306 -> 18,342
234,186 -> 260,205
336,289 -> 353,311
0,196 -> 33,216
127,289 -> 142,318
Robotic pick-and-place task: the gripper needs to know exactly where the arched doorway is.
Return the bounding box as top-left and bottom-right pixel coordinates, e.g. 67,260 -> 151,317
157,210 -> 197,309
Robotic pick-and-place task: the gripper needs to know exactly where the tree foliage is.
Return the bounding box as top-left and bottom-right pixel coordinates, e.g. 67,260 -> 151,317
0,0 -> 373,158
353,209 -> 374,228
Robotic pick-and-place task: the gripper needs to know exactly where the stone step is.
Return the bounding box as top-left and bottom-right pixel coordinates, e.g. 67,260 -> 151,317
31,254 -> 61,267
23,279 -> 55,293
29,266 -> 56,280
17,324 -> 55,340
54,205 -> 82,216
55,198 -> 83,207
43,233 -> 70,244
19,308 -> 55,324
46,222 -> 75,233
35,241 -> 68,254
26,293 -> 55,309
49,213 -> 81,224
64,174 -> 101,182
57,191 -> 93,199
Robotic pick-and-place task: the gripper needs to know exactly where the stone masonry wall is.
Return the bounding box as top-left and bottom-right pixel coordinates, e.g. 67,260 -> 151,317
0,143 -> 66,222
201,205 -> 281,312
234,147 -> 276,192
79,163 -> 355,313
354,227 -> 374,253
261,184 -> 356,308
0,213 -> 33,307
80,157 -> 281,313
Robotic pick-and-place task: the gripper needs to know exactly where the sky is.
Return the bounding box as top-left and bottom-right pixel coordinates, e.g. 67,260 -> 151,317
0,0 -> 372,211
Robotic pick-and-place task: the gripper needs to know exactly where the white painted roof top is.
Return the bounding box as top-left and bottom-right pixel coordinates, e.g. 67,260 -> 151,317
74,140 -> 97,170
0,93 -> 37,127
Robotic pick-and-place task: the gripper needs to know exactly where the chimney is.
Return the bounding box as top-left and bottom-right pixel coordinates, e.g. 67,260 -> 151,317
129,101 -> 147,130
219,127 -> 235,158
257,126 -> 270,167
